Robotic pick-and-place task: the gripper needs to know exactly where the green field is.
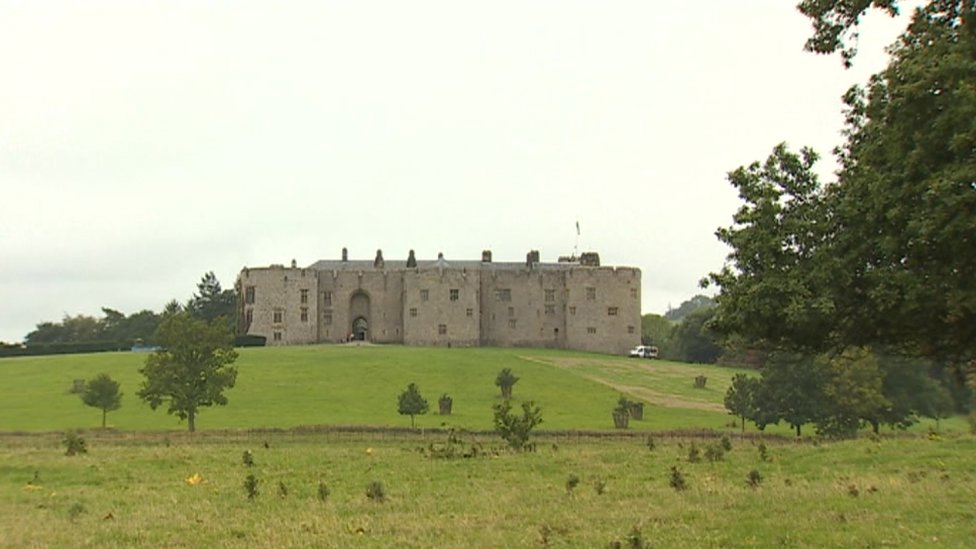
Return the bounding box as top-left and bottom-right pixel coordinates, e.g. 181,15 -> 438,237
2,431 -> 975,547
2,345 -> 974,547
0,345 -> 762,433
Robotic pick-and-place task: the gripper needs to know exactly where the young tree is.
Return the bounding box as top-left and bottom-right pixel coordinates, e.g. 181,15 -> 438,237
495,368 -> 519,400
137,313 -> 239,432
80,373 -> 122,428
397,382 -> 429,428
817,347 -> 890,437
724,374 -> 759,433
492,400 -> 543,450
753,352 -> 828,437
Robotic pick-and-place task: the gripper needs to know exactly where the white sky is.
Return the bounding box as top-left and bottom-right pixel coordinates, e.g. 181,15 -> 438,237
0,1 -> 917,343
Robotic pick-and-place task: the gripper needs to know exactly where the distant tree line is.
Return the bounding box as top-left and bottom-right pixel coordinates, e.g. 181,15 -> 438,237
1,271 -> 240,357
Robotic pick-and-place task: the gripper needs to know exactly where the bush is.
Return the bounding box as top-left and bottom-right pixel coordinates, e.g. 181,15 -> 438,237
669,466 -> 687,491
366,480 -> 386,502
242,450 -> 254,467
493,400 -> 543,451
704,443 -> 725,462
565,474 -> 580,495
62,431 -> 87,456
687,443 -> 701,463
317,481 -> 331,502
243,474 -> 259,499
720,435 -> 732,452
746,469 -> 763,488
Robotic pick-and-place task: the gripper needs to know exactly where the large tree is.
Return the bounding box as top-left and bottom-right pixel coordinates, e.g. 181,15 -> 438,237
186,272 -> 238,332
137,313 -> 239,432
709,2 -> 976,364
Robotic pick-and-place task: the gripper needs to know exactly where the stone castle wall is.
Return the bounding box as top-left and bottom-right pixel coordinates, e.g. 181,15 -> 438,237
238,251 -> 641,355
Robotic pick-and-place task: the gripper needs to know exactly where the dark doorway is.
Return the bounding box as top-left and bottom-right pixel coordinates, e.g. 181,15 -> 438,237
353,316 -> 368,341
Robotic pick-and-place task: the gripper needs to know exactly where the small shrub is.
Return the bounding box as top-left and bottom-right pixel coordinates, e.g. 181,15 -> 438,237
720,435 -> 732,452
608,526 -> 650,549
493,400 -> 543,451
593,478 -> 607,495
687,442 -> 701,463
317,481 -> 330,502
63,431 -> 87,456
242,450 -> 254,467
693,375 -> 707,389
644,436 -> 656,451
669,466 -> 687,491
68,501 -> 86,521
277,481 -> 288,498
565,474 -> 580,495
704,443 -> 725,462
758,442 -> 770,462
244,474 -> 259,500
366,480 -> 386,502
746,469 -> 763,488
847,484 -> 860,497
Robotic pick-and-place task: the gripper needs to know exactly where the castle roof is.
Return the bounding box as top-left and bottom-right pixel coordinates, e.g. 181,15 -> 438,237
305,258 -> 582,272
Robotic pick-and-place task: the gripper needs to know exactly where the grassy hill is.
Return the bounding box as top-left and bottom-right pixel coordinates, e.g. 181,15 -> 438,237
1,345 -> 757,433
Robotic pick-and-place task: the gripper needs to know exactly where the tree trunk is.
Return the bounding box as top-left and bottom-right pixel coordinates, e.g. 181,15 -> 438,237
795,424 -> 801,437
102,409 -> 107,429
188,409 -> 196,433
410,415 -> 415,429
740,415 -> 746,433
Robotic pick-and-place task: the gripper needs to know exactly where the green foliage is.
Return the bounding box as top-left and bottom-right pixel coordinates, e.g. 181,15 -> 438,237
612,396 -> 631,429
495,368 -> 519,399
593,477 -> 607,495
242,450 -> 254,467
607,526 -> 650,549
397,383 -> 429,428
186,271 -> 238,333
704,443 -> 726,462
640,313 -> 674,356
724,374 -> 759,433
243,474 -> 259,499
752,352 -> 827,436
817,348 -> 889,438
665,295 -> 716,322
687,443 -> 701,463
645,435 -> 656,451
137,313 -> 239,432
669,466 -> 687,491
758,442 -> 771,462
366,480 -> 386,502
711,3 -> 976,363
565,474 -> 580,495
672,308 -> 723,364
80,373 -> 122,428
720,435 -> 732,452
62,431 -> 87,456
317,481 -> 330,502
746,469 -> 763,488
492,400 -> 543,450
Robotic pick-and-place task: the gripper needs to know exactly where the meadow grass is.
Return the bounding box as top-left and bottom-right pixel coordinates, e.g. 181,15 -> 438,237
1,431 -> 974,548
0,345 -> 966,436
0,346 -> 753,433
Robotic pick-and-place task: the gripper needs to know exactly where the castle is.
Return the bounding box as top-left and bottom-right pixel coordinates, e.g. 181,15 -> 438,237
237,248 -> 641,355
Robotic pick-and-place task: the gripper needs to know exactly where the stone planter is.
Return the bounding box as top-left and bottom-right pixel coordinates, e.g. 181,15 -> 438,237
438,397 -> 453,415
629,402 -> 644,421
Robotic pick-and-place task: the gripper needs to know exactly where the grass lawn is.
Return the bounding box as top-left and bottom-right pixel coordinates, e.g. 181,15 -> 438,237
1,431 -> 974,547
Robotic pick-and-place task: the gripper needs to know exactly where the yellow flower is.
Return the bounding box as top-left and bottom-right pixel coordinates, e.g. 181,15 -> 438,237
185,473 -> 207,485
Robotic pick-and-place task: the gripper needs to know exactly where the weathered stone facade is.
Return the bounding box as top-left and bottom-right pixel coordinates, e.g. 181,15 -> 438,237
238,249 -> 641,355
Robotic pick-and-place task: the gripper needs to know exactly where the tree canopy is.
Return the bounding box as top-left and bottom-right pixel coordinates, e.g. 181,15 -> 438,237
708,2 -> 976,363
137,313 -> 239,432
81,373 -> 123,429
397,383 -> 429,428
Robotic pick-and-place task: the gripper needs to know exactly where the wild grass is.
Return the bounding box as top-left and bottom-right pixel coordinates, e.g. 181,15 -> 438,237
1,431 -> 974,547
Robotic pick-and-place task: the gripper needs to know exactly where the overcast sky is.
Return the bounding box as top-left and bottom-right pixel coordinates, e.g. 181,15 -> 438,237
0,1 -> 918,342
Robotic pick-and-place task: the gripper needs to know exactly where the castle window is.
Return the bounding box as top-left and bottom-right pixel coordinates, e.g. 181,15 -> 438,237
466,308 -> 473,317
508,319 -> 517,329
628,325 -> 635,334
544,304 -> 555,316
587,327 -> 596,334
323,311 -> 333,325
608,307 -> 618,316
273,309 -> 283,323
245,286 -> 255,304
300,289 -> 309,304
544,289 -> 555,302
508,306 -> 515,317
323,292 -> 333,306
495,288 -> 511,302
410,308 -> 417,317
245,308 -> 253,325
438,324 -> 447,335
586,287 -> 596,301
300,307 -> 308,322
420,289 -> 429,302
449,289 -> 459,301
273,331 -> 282,341
569,306 -> 577,316
630,288 -> 638,299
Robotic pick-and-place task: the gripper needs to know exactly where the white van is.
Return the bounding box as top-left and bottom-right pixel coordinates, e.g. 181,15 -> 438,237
628,345 -> 659,359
